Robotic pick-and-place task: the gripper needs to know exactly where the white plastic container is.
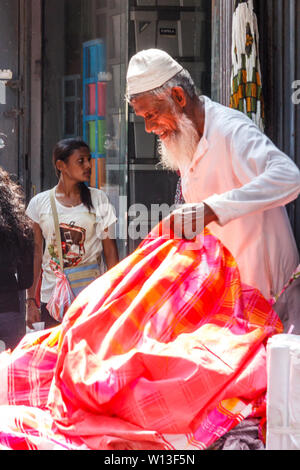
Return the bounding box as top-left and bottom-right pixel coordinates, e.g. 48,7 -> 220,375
266,334 -> 300,450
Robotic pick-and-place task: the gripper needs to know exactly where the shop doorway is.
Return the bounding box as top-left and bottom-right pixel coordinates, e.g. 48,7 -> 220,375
0,0 -> 29,189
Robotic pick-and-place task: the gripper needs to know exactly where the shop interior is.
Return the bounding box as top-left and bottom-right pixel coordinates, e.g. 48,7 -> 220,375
42,0 -> 211,257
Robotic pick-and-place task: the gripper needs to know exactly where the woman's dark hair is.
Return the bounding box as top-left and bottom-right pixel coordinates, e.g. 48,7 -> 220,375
52,138 -> 93,211
0,167 -> 34,264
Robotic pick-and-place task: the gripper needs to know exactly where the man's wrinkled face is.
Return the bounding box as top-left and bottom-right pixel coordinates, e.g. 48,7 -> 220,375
131,93 -> 179,141
131,92 -> 199,171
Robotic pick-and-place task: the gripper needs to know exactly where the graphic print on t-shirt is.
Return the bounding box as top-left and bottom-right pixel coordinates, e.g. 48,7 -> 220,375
48,221 -> 86,268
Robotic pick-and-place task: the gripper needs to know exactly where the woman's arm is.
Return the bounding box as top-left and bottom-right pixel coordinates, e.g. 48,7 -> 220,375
25,222 -> 44,329
102,226 -> 119,270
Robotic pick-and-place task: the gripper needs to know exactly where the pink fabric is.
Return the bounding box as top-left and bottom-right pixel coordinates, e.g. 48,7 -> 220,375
0,228 -> 282,450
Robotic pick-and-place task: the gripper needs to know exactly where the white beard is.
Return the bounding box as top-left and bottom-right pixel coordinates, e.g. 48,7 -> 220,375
158,112 -> 199,172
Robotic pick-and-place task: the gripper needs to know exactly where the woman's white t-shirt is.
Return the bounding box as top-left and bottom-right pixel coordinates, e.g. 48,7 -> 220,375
26,187 -> 117,303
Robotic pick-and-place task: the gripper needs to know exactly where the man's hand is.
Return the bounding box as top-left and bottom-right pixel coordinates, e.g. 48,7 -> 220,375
156,202 -> 218,239
203,203 -> 218,226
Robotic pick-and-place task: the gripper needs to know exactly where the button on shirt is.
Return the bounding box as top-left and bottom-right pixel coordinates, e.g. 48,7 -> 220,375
180,96 -> 300,300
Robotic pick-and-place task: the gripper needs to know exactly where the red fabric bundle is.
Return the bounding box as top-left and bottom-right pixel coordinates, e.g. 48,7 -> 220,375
0,228 -> 282,450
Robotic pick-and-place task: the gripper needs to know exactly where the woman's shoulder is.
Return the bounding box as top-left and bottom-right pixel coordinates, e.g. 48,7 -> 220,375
26,188 -> 52,215
89,186 -> 110,203
29,188 -> 52,203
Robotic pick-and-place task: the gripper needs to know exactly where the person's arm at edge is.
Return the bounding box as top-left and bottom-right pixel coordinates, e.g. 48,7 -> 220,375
25,222 -> 43,329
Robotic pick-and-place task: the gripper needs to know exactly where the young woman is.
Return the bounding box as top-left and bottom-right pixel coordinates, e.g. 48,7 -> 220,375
25,138 -> 119,329
0,166 -> 34,349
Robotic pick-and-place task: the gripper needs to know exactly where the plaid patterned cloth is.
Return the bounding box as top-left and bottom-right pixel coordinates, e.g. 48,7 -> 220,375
0,227 -> 282,450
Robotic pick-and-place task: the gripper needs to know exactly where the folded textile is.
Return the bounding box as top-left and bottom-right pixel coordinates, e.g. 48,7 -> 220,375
0,227 -> 282,450
208,418 -> 264,450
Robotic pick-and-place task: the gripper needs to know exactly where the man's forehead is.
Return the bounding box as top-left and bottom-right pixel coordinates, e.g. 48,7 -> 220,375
131,93 -> 164,113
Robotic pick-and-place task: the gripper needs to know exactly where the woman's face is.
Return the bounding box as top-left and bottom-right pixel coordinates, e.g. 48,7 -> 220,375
58,147 -> 92,183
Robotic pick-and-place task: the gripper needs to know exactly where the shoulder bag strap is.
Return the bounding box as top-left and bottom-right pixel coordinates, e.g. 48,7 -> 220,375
50,187 -> 64,272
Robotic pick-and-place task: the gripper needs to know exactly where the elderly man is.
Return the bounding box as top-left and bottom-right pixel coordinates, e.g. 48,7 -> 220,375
126,48 -> 300,304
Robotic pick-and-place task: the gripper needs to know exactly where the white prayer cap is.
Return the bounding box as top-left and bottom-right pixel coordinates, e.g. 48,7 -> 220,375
126,49 -> 183,97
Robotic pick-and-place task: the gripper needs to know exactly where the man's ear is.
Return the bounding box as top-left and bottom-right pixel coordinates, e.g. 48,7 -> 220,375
171,86 -> 187,108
